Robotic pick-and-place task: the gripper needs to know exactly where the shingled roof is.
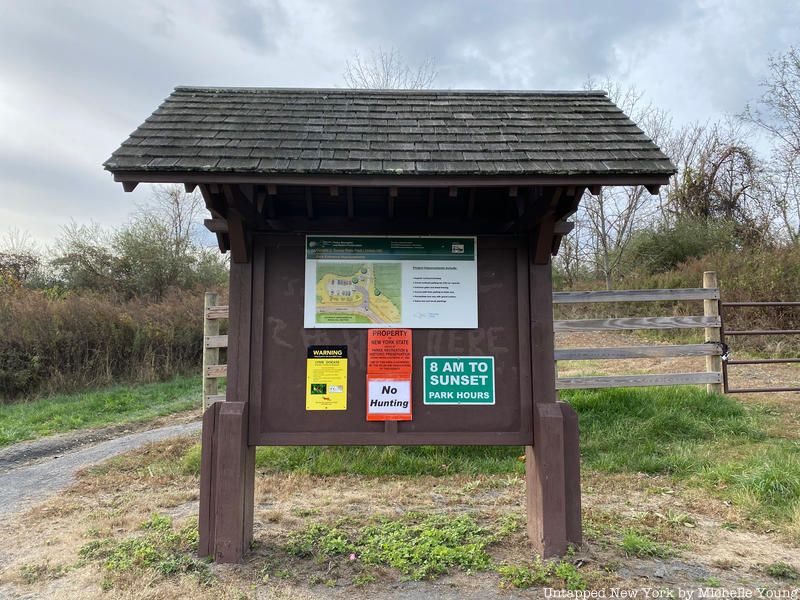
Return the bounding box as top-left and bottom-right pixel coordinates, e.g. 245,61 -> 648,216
105,87 -> 675,181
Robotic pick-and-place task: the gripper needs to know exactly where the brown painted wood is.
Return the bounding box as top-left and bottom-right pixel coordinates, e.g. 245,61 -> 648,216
213,402 -> 248,563
529,261 -> 557,405
560,402 -> 582,546
226,211 -> 249,264
249,234 -> 533,447
526,257 -> 573,557
114,171 -> 673,188
198,402 -> 219,557
226,261 -> 253,406
204,218 -> 228,233
532,215 -> 556,264
526,404 -> 567,557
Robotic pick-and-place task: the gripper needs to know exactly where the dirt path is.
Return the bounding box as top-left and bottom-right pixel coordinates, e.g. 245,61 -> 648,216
0,420 -> 200,519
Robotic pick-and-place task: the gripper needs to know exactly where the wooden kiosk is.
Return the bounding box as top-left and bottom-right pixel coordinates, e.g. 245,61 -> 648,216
106,87 -> 674,563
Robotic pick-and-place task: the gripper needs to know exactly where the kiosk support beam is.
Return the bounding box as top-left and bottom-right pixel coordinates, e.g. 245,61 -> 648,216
199,259 -> 256,563
525,258 -> 582,557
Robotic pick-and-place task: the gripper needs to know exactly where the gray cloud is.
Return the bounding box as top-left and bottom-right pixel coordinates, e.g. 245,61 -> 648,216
1,0 -> 799,244
216,0 -> 287,52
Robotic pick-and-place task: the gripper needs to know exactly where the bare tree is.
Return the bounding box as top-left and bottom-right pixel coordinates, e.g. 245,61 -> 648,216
0,229 -> 41,285
344,47 -> 437,89
664,118 -> 772,243
742,46 -> 800,242
575,78 -> 673,289
743,46 -> 800,157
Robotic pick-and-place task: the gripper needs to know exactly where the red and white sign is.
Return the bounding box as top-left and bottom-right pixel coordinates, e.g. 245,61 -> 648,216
366,329 -> 413,421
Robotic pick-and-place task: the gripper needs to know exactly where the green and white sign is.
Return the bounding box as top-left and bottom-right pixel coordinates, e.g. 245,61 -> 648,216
423,356 -> 495,405
304,236 -> 478,329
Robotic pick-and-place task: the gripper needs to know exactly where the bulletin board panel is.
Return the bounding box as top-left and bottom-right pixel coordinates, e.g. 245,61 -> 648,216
247,233 -> 533,446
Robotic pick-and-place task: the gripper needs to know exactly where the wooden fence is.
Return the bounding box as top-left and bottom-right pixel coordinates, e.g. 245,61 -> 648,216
554,271 -> 723,393
202,292 -> 228,409
201,271 -> 725,407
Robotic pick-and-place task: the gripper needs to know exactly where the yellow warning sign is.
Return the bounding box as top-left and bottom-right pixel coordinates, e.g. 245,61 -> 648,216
306,345 -> 348,410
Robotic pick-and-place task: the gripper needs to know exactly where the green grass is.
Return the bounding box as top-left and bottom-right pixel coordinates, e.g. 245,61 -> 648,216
619,530 -> 674,558
178,385 -> 800,534
182,443 -> 525,478
566,386 -> 764,475
0,375 -> 201,447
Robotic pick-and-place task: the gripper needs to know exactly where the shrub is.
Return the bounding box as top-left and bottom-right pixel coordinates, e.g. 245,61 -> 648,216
0,287 -> 213,400
621,217 -> 739,275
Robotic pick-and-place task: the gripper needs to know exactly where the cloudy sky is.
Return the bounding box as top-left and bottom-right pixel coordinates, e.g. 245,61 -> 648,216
1,0 -> 799,246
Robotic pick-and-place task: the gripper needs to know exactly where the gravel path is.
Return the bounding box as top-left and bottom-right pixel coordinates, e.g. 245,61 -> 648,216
0,421 -> 201,519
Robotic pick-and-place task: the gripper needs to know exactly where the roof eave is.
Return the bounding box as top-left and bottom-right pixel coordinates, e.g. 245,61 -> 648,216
108,169 -> 675,189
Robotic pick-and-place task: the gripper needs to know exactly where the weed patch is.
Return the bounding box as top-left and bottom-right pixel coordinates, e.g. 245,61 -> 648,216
18,562 -> 71,584
497,558 -> 588,590
765,562 -> 799,580
285,513 -> 494,580
78,514 -> 211,590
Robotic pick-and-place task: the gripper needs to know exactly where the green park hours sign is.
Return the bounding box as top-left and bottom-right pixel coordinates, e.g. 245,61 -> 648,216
423,356 -> 495,405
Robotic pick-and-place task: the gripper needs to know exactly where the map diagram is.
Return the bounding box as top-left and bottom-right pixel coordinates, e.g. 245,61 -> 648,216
315,263 -> 401,324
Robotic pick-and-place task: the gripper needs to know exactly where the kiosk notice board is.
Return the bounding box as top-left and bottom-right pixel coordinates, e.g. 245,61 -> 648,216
250,234 -> 532,446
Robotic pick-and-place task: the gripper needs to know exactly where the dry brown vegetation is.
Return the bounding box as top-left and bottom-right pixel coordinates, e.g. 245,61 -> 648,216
0,288 -> 210,400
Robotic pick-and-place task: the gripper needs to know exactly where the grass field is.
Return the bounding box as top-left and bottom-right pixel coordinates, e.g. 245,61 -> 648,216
179,386 -> 799,534
3,384 -> 799,597
0,375 -> 201,447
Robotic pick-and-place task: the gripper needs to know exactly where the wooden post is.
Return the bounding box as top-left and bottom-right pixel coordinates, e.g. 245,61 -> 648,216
203,292 -> 219,410
703,271 -> 722,394
213,401 -> 251,563
198,402 -> 220,557
526,258 -> 581,557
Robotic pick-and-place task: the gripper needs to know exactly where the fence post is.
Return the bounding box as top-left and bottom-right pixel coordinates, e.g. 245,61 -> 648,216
703,272 -> 722,394
203,292 -> 220,410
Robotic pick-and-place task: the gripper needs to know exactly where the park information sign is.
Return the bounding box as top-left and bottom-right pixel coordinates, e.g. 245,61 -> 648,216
423,356 -> 495,405
304,236 -> 477,329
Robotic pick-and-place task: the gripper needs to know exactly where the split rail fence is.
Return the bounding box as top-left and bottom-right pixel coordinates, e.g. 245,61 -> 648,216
553,271 -> 723,394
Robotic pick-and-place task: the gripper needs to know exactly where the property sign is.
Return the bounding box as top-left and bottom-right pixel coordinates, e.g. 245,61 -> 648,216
366,329 -> 412,421
304,236 -> 477,329
367,329 -> 412,376
423,356 -> 495,405
305,345 -> 348,410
